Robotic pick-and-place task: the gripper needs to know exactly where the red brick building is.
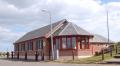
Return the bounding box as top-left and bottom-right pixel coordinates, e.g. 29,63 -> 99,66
90,34 -> 114,55
14,19 -> 114,60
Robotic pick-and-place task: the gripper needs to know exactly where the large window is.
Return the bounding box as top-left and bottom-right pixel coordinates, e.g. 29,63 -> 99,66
72,37 -> 76,49
85,38 -> 89,49
15,44 -> 19,51
27,41 -> 33,50
36,39 -> 43,50
67,38 -> 71,48
55,38 -> 60,49
81,39 -> 89,49
54,37 -> 77,49
81,40 -> 85,49
62,37 -> 66,49
21,44 -> 25,51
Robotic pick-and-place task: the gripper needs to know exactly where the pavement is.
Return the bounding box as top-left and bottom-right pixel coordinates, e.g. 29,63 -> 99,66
103,53 -> 120,64
105,58 -> 120,63
0,58 -> 120,66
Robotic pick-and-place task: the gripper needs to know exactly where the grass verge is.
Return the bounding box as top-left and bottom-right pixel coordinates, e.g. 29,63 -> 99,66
54,50 -> 116,64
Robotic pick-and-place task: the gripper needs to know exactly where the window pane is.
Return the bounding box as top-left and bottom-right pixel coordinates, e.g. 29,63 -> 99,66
62,37 -> 66,49
41,40 -> 43,49
36,41 -> 38,50
85,38 -> 89,49
21,44 -> 25,51
81,40 -> 85,49
56,38 -> 60,49
72,37 -> 76,49
15,44 -> 19,51
27,42 -> 33,50
30,42 -> 33,50
27,42 -> 29,50
36,39 -> 43,50
67,38 -> 71,48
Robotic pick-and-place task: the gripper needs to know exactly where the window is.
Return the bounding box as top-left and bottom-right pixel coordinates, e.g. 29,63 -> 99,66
67,38 -> 71,48
81,38 -> 89,49
21,44 -> 25,51
72,37 -> 76,49
19,44 -> 22,51
80,40 -> 82,49
55,38 -> 60,49
62,37 -> 66,49
15,44 -> 19,51
85,38 -> 89,49
81,40 -> 85,49
36,39 -> 43,50
27,41 -> 33,50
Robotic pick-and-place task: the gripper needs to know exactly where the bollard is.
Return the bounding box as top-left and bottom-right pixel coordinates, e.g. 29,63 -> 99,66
17,52 -> 19,59
110,47 -> 112,57
102,49 -> 104,60
35,51 -> 38,61
42,51 -> 44,61
25,52 -> 27,60
116,46 -> 118,54
11,51 -> 14,59
6,52 -> 9,59
72,50 -> 75,61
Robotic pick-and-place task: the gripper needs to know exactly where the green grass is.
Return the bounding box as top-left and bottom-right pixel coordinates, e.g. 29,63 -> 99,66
54,50 -> 117,64
56,44 -> 120,64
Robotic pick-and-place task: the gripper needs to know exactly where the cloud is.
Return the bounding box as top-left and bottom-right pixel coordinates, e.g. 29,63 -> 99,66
0,0 -> 120,51
0,26 -> 22,42
0,26 -> 24,52
2,0 -> 40,8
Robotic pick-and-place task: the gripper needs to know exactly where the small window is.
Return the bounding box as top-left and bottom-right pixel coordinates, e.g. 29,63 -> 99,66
27,41 -> 33,50
55,38 -> 60,49
72,37 -> 76,49
62,37 -> 66,49
15,44 -> 19,51
85,38 -> 89,49
21,44 -> 25,51
81,40 -> 85,49
36,39 -> 43,50
67,38 -> 71,48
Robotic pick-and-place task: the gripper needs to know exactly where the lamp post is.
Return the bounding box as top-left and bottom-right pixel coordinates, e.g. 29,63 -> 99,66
106,9 -> 112,57
41,10 -> 54,60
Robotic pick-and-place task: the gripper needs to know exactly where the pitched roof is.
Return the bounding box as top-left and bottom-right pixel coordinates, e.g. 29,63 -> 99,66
15,19 -> 92,43
59,22 -> 91,35
15,19 -> 66,43
90,34 -> 114,43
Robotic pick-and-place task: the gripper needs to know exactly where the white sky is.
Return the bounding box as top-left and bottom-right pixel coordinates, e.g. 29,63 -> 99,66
0,0 -> 120,52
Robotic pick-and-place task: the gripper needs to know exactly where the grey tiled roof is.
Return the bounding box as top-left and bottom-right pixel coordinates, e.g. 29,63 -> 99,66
15,19 -> 66,43
59,22 -> 91,35
90,34 -> 114,43
15,19 -> 92,43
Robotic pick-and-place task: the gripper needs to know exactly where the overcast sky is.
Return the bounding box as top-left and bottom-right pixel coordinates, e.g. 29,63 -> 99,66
0,0 -> 120,52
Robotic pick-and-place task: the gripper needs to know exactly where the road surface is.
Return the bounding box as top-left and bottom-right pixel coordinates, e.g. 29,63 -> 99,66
0,59 -> 119,66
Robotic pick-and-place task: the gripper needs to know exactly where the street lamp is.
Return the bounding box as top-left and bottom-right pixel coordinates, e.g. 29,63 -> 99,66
41,9 -> 54,60
106,9 -> 112,57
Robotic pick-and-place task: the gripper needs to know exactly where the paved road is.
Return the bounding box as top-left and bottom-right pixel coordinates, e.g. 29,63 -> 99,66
0,59 -> 119,66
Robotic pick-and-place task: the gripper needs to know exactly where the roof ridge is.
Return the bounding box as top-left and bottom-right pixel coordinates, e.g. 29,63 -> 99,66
71,23 -> 80,34
59,22 -> 70,35
28,19 -> 67,34
45,19 -> 67,38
